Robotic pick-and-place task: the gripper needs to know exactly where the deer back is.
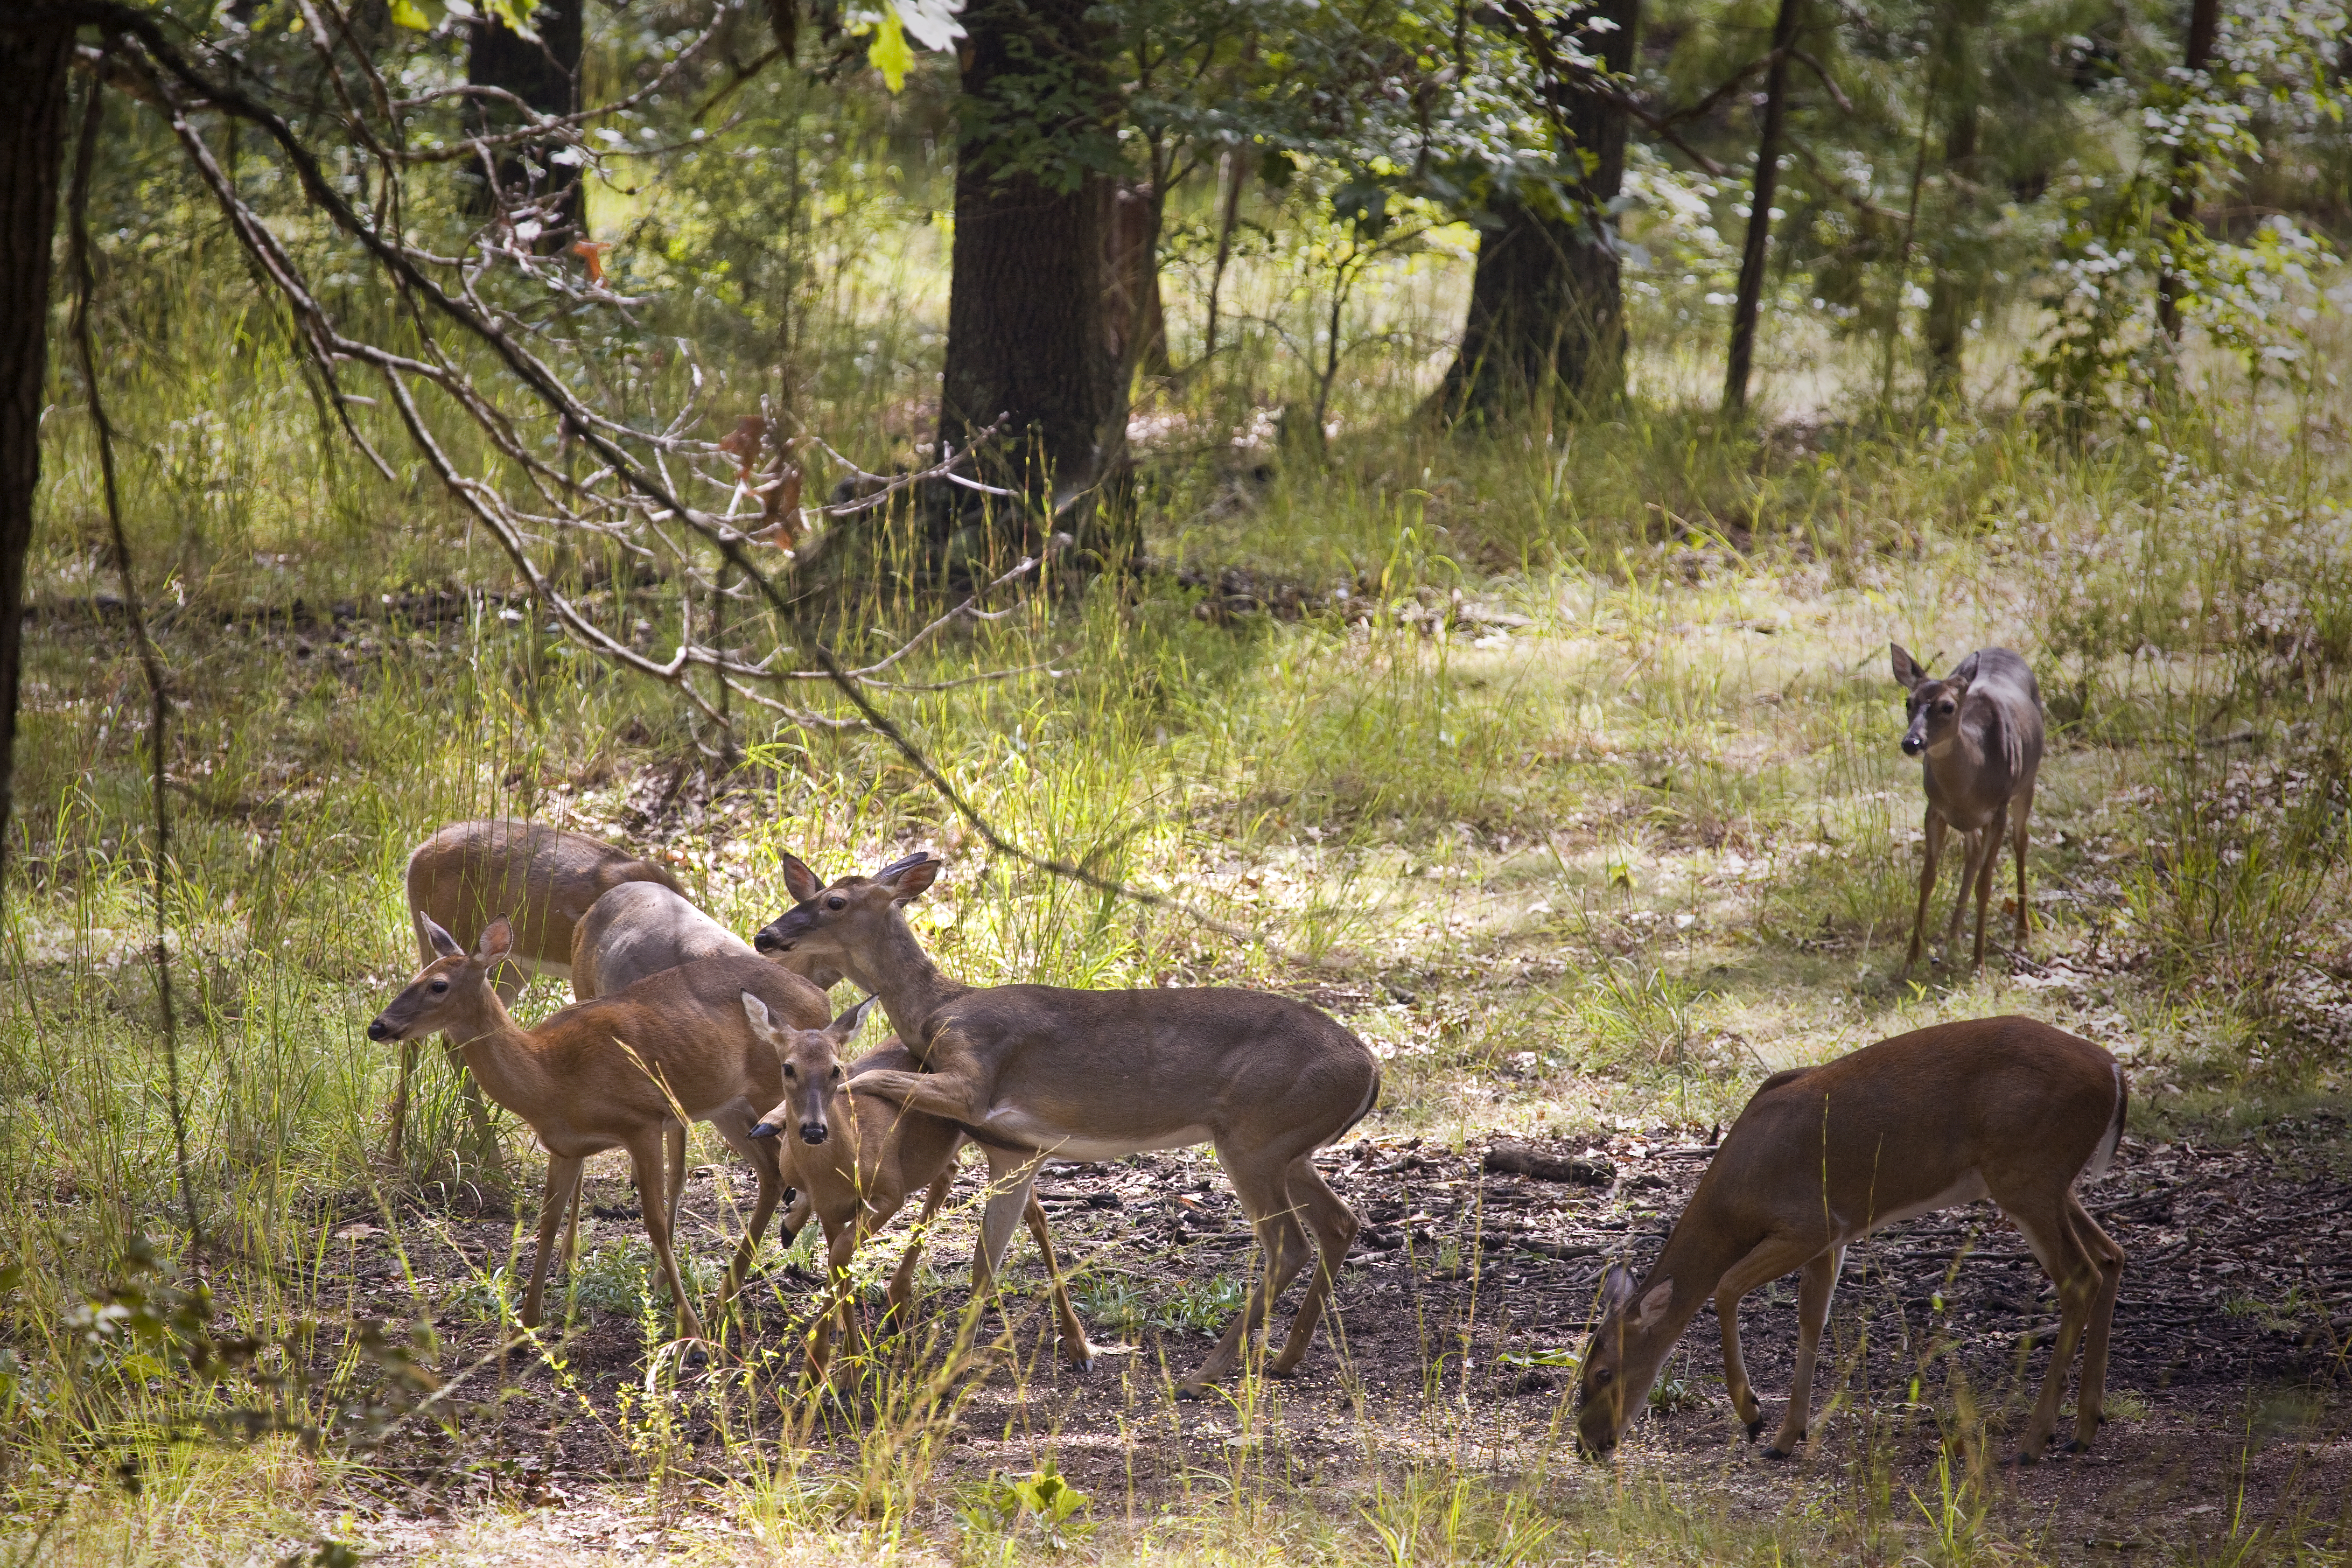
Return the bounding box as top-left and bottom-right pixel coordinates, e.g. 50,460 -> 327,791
406,818 -> 681,970
1933,649 -> 2045,815
572,880 -> 752,998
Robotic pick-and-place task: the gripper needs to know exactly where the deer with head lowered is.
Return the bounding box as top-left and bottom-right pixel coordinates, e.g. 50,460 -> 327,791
392,821 -> 686,1166
569,872 -> 1078,1352
752,850 -> 1381,1396
740,993 -> 1095,1381
1573,1015 -> 2126,1465
1891,644 -> 2044,974
367,919 -> 830,1340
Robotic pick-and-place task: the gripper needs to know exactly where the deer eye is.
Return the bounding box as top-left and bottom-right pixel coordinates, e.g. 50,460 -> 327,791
1938,701 -> 1955,715
783,1065 -> 797,1079
826,895 -> 846,911
831,1066 -> 843,1080
1593,1368 -> 1614,1385
429,979 -> 448,994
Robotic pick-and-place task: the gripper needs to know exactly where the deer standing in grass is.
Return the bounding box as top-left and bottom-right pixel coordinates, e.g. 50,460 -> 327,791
752,851 -> 1381,1396
742,993 -> 1096,1380
570,873 -> 1074,1336
393,821 -> 684,1166
1892,645 -> 2044,974
1573,1016 -> 2127,1465
368,920 -> 827,1340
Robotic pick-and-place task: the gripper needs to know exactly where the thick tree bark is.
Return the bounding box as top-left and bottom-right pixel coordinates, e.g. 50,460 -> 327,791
464,0 -> 585,237
1922,0 -> 1986,393
1723,0 -> 1802,414
0,22 -> 75,897
2155,0 -> 2222,340
936,0 -> 1124,567
1440,0 -> 1641,423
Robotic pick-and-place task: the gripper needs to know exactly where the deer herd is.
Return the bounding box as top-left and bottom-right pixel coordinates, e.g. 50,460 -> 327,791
366,643 -> 2127,1466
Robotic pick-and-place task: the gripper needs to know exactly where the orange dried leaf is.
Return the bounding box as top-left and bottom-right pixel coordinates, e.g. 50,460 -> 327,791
717,415 -> 768,481
571,239 -> 613,284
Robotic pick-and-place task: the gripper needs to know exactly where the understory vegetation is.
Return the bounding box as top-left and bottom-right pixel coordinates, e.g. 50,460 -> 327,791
8,8 -> 2352,1558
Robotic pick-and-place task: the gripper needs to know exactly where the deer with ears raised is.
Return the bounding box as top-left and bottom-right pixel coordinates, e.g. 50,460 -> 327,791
367,918 -> 826,1340
752,850 -> 1382,1396
392,821 -> 686,1167
1572,1016 -> 2126,1465
1891,644 -> 2044,974
740,993 -> 1095,1381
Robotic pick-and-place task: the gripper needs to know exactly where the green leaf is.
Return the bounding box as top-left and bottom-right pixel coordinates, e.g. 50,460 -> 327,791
388,0 -> 443,30
869,8 -> 914,93
481,0 -> 540,40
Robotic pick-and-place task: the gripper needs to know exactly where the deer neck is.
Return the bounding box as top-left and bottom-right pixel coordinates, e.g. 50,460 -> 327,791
443,989 -> 553,1118
839,909 -> 967,1050
1641,1193 -> 1762,1341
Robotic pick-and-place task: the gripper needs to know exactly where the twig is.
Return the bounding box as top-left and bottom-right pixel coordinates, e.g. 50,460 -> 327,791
69,66 -> 201,1269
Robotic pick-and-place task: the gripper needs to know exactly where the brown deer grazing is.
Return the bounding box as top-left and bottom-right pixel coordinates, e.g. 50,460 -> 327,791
367,922 -> 827,1340
741,995 -> 1095,1380
1891,644 -> 2045,974
393,821 -> 683,1164
752,851 -> 1381,1396
1573,1016 -> 2126,1465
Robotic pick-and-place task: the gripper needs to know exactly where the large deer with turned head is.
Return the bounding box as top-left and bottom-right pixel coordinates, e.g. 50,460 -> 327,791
1891,644 -> 2045,974
1573,1015 -> 2126,1465
752,850 -> 1381,1396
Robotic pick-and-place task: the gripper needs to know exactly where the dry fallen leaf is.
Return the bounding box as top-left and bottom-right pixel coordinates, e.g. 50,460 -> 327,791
717,415 -> 768,481
750,463 -> 804,547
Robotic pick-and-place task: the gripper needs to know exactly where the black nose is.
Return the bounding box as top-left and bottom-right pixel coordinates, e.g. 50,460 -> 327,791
799,1124 -> 827,1145
1901,735 -> 1924,755
367,1019 -> 393,1041
753,929 -> 781,953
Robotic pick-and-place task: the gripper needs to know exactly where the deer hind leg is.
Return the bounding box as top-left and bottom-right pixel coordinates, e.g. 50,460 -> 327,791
521,1153 -> 587,1330
1268,1156 -> 1358,1378
1180,1149 -> 1315,1397
1971,803 -> 2010,970
2011,782 -> 2036,942
2000,1191 -> 2102,1460
628,1131 -> 706,1342
886,1168 -> 958,1330
2062,1192 -> 2125,1451
1941,821 -> 1990,963
718,1132 -> 788,1317
1020,1192 -> 1098,1371
971,1148 -> 1046,1290
1908,811 -> 1948,972
664,1121 -> 688,1230
1768,1244 -> 1845,1458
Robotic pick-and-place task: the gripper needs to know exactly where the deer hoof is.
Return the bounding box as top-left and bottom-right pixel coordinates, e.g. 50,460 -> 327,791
1745,1418 -> 1764,1443
1174,1381 -> 1209,1402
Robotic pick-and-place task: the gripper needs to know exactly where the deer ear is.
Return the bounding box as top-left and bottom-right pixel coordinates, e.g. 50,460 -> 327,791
1890,642 -> 1926,690
1597,1264 -> 1641,1319
780,853 -> 823,905
1634,1279 -> 1675,1329
740,991 -> 775,1034
421,914 -> 464,960
879,853 -> 940,902
1950,651 -> 1980,687
828,994 -> 878,1041
476,916 -> 514,965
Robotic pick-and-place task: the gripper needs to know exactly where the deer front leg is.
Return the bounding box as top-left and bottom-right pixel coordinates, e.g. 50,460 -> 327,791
1969,803 -> 2008,970
522,1153 -> 587,1330
1718,1291 -> 1763,1440
1021,1192 -> 1097,1371
1907,811 -> 1947,972
886,1169 -> 958,1327
843,1066 -> 993,1130
1768,1245 -> 1844,1459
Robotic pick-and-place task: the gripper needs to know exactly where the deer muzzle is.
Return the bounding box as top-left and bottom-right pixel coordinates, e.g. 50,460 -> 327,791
797,1121 -> 828,1146
366,1017 -> 398,1042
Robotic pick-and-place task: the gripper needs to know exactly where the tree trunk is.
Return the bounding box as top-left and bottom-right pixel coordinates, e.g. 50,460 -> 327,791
1922,0 -> 1986,393
464,0 -> 585,239
1723,0 -> 1801,414
936,0 -> 1124,570
1440,0 -> 1641,424
0,21 -> 74,900
2155,0 -> 2222,340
